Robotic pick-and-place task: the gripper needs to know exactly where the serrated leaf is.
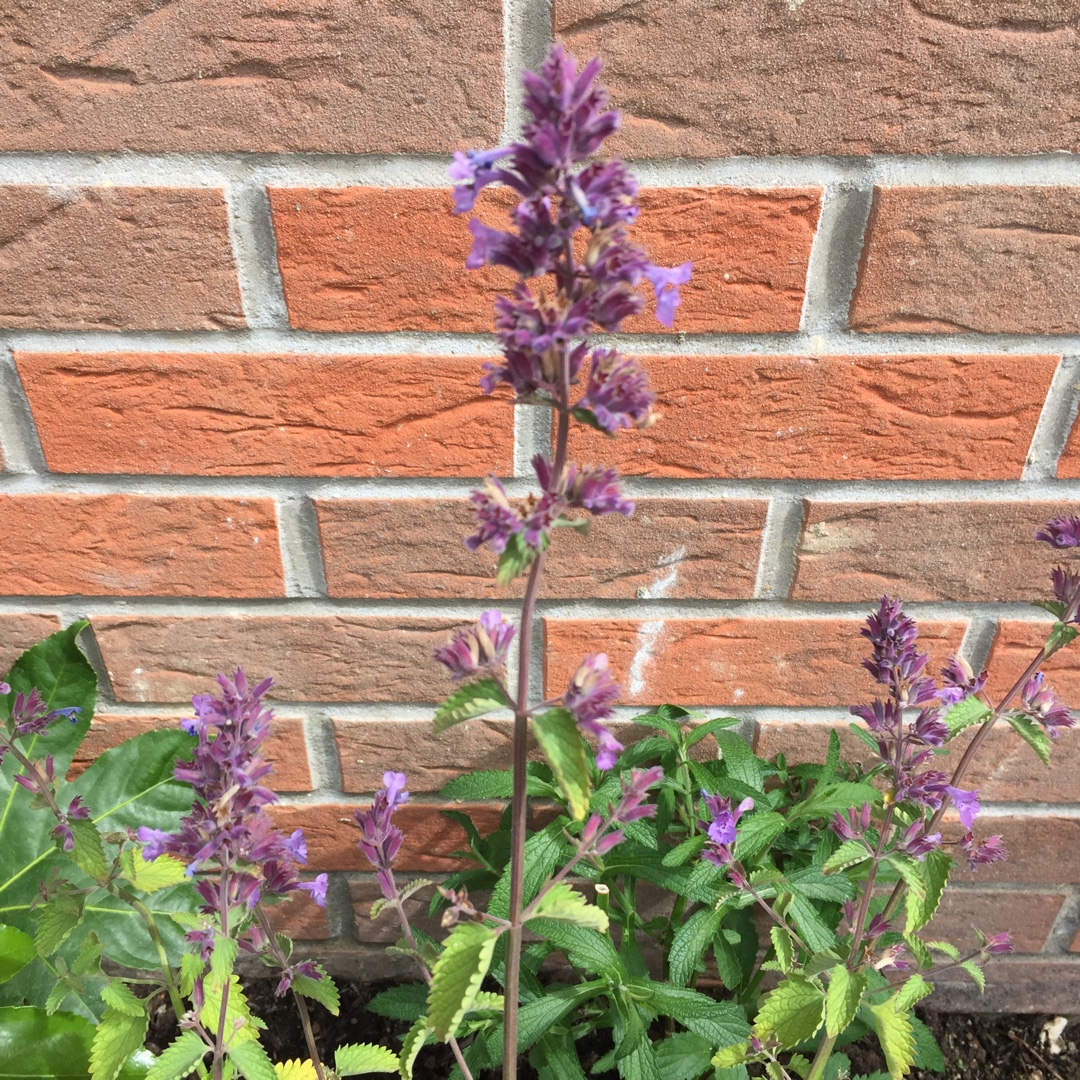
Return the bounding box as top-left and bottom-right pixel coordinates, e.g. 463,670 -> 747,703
712,1043 -> 750,1069
823,840 -> 873,875
274,1062 -> 318,1080
100,982 -> 145,1019
433,679 -> 510,734
942,697 -> 992,737
367,984 -> 428,1022
495,532 -> 540,585
67,819 -> 109,882
649,1033 -> 714,1080
528,919 -> 625,979
771,926 -> 794,974
960,960 -> 986,992
685,715 -> 740,747
532,708 -> 590,820
179,953 -> 204,997
0,925 -> 35,984
715,732 -> 767,792
333,1042 -> 399,1076
734,811 -> 787,862
227,1037 -> 277,1080
119,849 -> 187,893
35,892 -> 85,957
753,977 -> 825,1048
1031,598 -> 1066,618
440,768 -> 556,800
825,968 -> 866,1038
787,894 -> 838,953
292,970 -> 340,1016
615,1040 -> 663,1080
669,905 -> 726,986
886,854 -> 927,901
201,976 -> 261,1044
893,974 -> 934,1013
868,1001 -> 915,1080
43,982 -> 69,1017
397,1018 -> 429,1080
926,940 -> 960,961
661,834 -> 706,867
904,850 -> 952,935
791,782 -> 881,821
528,882 -> 608,933
904,935 -> 933,970
426,922 -> 498,1042
1007,713 -> 1052,766
210,935 -> 239,989
91,1006 -> 149,1080
145,1030 -> 207,1080
911,1016 -> 945,1071
646,984 -> 749,1046
1046,620 -> 1079,657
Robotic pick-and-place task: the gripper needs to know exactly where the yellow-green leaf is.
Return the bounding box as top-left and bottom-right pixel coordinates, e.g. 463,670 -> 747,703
532,708 -> 590,821
824,966 -> 866,1038
426,923 -> 498,1042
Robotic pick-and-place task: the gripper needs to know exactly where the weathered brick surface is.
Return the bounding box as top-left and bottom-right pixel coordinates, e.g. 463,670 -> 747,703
0,1 -> 503,153
264,895 -> 331,942
985,621 -> 1080,704
753,718 -> 1080,804
0,614 -> 63,674
268,802 -> 501,872
1054,410 -> 1080,478
851,187 -> 1080,334
793,501 -> 1079,603
933,959 -> 1080,1014
554,1 -> 1080,158
575,355 -> 1053,480
92,616 -> 464,702
0,187 -> 243,331
270,186 -> 819,333
0,495 -> 283,597
351,880 -> 444,944
316,497 -> 765,599
69,714 -> 312,793
927,889 -> 1062,955
543,618 -> 966,708
17,352 -> 513,478
940,815 -> 1080,884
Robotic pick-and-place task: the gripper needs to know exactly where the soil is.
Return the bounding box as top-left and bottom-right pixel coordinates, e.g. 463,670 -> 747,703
147,979 -> 1080,1079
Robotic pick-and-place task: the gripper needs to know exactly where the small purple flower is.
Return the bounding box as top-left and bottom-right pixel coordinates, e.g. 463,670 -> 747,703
51,822 -> 74,852
939,655 -> 988,706
296,874 -> 329,908
1036,516 -> 1080,548
433,610 -> 516,682
644,262 -> 693,328
355,771 -> 410,901
578,348 -> 656,432
0,682 -> 9,695
448,146 -> 514,213
860,596 -> 936,706
465,476 -> 525,555
984,931 -> 1014,955
895,821 -> 942,860
961,832 -> 1008,870
558,461 -> 635,518
945,786 -> 981,831
563,654 -> 623,770
700,793 -> 754,866
1051,566 -> 1080,624
1019,672 -> 1075,738
9,688 -> 82,739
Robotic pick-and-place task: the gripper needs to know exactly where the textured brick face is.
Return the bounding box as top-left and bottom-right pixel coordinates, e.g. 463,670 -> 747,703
270,186 -> 820,333
0,615 -> 63,674
851,187 -> 1080,334
555,0 -> 1080,157
0,0 -> 504,153
0,187 -> 243,331
16,353 -> 513,478
315,497 -> 766,599
574,355 -> 1054,480
0,495 -> 283,597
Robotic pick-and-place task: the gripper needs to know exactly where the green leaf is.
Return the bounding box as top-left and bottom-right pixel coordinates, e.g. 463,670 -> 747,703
734,811 -> 787,862
569,406 -> 610,434
715,732 -> 767,792
645,984 -> 749,1045
885,854 -> 927,901
1046,620 -> 1079,657
684,716 -> 740,748
868,1001 -> 916,1080
753,977 -> 825,1048
616,1041 -> 663,1080
926,940 -> 960,961
367,984 -> 428,1022
91,1007 -> 148,1080
823,840 -> 873,875
942,696 -> 992,737
904,935 -> 933,971
0,925 -> 35,984
712,1044 -> 750,1069
651,1033 -> 713,1080
771,926 -> 794,974
825,967 -> 867,1038
398,1018 -> 429,1080
35,892 -> 85,957
668,905 -> 726,986
333,1042 -> 398,1076
99,982 -> 145,1019
1031,598 -> 1066,619
532,1033 -> 587,1080
787,894 -> 838,953
532,708 -> 590,820
209,935 -> 239,989
1007,713 -> 1052,766
426,922 -> 498,1042
527,882 -> 608,933
439,769 -> 556,800
849,723 -> 882,755
433,679 -> 510,735
661,835 -> 706,867
291,970 -> 340,1016
118,850 -> 187,894
495,532 -> 538,585
200,977 -> 261,1045
516,981 -> 606,1051
67,820 -> 108,883
904,850 -> 952,935
226,1037 -> 276,1080
911,1016 -> 945,1071
960,960 -> 986,992
894,974 -> 934,1013
790,782 -> 881,821
528,920 -> 624,979
489,818 -> 568,919
0,1006 -> 142,1080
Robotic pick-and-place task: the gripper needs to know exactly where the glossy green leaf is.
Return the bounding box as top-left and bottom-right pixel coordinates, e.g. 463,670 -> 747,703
942,696 -> 992,737
0,925 -> 34,984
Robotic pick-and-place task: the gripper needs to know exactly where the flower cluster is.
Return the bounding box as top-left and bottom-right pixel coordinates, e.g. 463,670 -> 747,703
578,766 -> 663,856
1016,671 -> 1075,738
700,794 -> 754,868
138,670 -> 327,916
433,611 -> 516,682
355,771 -> 409,901
0,682 -> 81,769
564,654 -> 623,770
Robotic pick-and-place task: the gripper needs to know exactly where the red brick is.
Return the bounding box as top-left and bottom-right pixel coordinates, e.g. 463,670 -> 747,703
985,621 -> 1080,706
934,958 -> 1080,1014
0,495 -> 283,598
1054,412 -> 1080,479
270,186 -> 819,334
351,879 -> 443,944
0,614 -> 63,674
268,803 -> 501,872
69,714 -> 311,793
263,894 -> 331,942
543,618 -> 966,708
0,187 -> 242,331
316,497 -> 765,599
927,889 -> 1062,954
940,815 -> 1080,884
851,187 -> 1080,334
793,501 -> 1080,603
0,1 -> 503,153
92,615 -> 464,703
556,1 -> 1080,157
575,355 -> 1053,480
16,352 -> 513,479
753,718 -> 1080,805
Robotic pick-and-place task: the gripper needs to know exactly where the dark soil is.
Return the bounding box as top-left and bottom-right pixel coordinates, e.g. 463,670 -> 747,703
149,979 -> 1080,1079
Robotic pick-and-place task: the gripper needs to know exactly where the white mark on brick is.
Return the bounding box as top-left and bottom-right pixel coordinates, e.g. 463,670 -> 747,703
628,547 -> 684,697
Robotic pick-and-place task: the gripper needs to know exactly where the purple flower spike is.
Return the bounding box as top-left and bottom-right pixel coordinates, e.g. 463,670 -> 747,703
945,786 -> 981,831
1036,516 -> 1080,548
355,771 -> 410,901
578,348 -> 656,432
1051,566 -> 1080,624
962,832 -> 1008,870
700,793 -> 754,866
564,654 -> 623,770
1019,672 -> 1076,738
433,611 -> 516,682
465,476 -> 525,555
939,655 -> 988,706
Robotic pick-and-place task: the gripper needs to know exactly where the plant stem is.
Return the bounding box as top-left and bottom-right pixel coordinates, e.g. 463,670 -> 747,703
212,865 -> 232,1080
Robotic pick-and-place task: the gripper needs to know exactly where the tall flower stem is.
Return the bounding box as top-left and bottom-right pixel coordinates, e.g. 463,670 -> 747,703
212,865 -> 233,1080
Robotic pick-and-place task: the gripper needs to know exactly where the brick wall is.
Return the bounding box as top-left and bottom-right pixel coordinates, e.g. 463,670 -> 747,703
2,0 -> 1079,1009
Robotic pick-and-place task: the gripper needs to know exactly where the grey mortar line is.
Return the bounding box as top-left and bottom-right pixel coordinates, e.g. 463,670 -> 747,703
56,614 -> 117,704
1023,355 -> 1080,481
224,179 -> 290,330
753,494 -> 805,599
502,0 -> 553,141
276,495 -> 329,598
957,616 -> 998,676
0,346 -> 47,473
1044,888 -> 1080,953
514,403 -> 552,477
300,709 -> 346,795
